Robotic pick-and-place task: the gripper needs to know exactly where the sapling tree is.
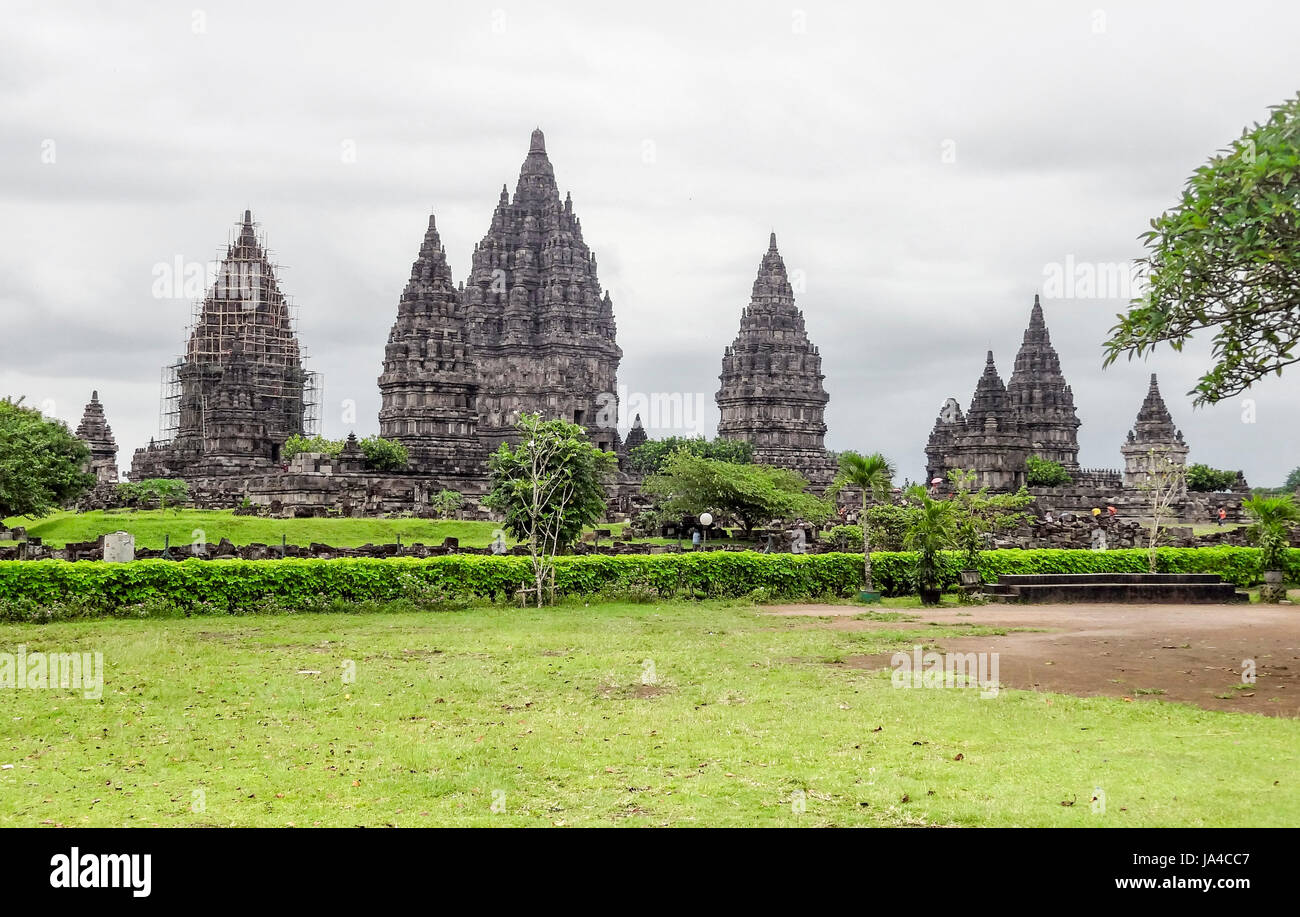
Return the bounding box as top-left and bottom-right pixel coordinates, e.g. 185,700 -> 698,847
485,413 -> 616,607
1137,450 -> 1188,573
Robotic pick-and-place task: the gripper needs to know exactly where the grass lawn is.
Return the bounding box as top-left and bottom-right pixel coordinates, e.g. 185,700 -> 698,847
5,510 -> 508,549
1,599 -> 1294,827
2,510 -> 653,550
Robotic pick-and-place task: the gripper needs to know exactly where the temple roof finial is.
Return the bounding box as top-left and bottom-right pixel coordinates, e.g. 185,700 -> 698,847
530,128 -> 546,154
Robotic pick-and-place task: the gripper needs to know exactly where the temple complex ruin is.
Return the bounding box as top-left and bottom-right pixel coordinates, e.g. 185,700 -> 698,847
99,136 -> 1250,526
925,296 -> 1245,521
716,233 -> 837,488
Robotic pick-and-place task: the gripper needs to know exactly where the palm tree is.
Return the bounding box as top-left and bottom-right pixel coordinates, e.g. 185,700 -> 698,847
904,490 -> 958,603
830,451 -> 896,594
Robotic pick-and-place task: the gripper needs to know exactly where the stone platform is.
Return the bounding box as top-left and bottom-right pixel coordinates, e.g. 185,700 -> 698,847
984,573 -> 1248,604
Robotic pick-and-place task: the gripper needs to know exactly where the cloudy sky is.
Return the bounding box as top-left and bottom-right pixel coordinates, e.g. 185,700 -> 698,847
2,0 -> 1297,484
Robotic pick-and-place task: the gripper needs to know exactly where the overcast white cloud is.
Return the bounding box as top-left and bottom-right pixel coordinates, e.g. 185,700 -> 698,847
1,0 -> 1297,484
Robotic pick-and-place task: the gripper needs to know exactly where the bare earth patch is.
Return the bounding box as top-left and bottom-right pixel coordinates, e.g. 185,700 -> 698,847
597,682 -> 671,699
766,603 -> 1300,717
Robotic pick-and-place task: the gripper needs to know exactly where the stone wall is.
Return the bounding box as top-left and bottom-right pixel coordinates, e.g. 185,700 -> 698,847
1027,485 -> 1247,524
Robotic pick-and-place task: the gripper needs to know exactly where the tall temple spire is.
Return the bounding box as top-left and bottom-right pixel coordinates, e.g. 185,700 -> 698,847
1129,374 -> 1182,443
716,234 -> 835,487
1006,294 -> 1081,469
75,391 -> 118,484
966,351 -> 1014,430
625,413 -> 648,451
1121,373 -> 1189,489
377,208 -> 480,474
1026,293 -> 1047,338
457,128 -> 622,456
133,210 -> 310,480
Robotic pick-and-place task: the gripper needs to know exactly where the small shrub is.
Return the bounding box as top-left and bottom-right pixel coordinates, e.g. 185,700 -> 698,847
1026,456 -> 1072,487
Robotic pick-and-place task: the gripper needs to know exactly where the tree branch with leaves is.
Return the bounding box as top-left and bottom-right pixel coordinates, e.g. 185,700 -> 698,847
1103,94 -> 1300,404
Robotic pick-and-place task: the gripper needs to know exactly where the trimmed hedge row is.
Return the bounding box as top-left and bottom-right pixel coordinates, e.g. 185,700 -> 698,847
0,547 -> 1290,617
0,552 -> 863,616
868,546 -> 1297,595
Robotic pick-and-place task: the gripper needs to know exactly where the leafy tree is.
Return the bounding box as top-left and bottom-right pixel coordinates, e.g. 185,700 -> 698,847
1104,94 -> 1300,404
115,478 -> 190,512
1025,455 -> 1072,487
643,453 -> 832,536
827,451 -> 895,593
1185,463 -> 1240,493
485,413 -> 617,606
429,489 -> 463,520
359,436 -> 409,472
948,469 -> 1035,569
1286,466 -> 1300,492
282,434 -> 343,460
628,436 -> 753,475
825,505 -> 917,554
0,397 -> 94,519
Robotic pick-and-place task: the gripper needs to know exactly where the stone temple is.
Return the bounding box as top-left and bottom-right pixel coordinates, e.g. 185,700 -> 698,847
132,211 -> 315,481
379,128 -> 623,475
109,135 -> 1247,525
1006,295 -> 1081,469
927,296 -> 1082,490
716,233 -> 836,488
377,213 -> 484,477
925,296 -> 1244,518
1121,373 -> 1190,490
75,391 -> 118,484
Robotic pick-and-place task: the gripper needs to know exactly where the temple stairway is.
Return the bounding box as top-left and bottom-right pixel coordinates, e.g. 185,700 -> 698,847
983,573 -> 1248,604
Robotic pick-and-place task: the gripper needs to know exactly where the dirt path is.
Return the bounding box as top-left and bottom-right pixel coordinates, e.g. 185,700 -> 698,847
764,603 -> 1300,717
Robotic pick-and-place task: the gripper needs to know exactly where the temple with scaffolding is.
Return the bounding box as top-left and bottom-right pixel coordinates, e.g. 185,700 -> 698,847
131,210 -> 319,480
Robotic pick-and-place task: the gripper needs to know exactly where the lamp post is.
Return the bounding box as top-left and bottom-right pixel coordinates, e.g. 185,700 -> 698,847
699,512 -> 713,551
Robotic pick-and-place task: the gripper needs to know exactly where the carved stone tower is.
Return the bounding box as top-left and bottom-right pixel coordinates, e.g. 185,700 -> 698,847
1006,294 -> 1081,469
75,391 -> 118,483
939,352 -> 1032,491
462,129 -> 622,454
1121,374 -> 1189,490
716,233 -> 836,487
378,213 -> 482,475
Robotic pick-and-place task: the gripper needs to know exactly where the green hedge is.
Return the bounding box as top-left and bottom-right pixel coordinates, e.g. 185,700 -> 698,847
867,547 -> 1297,595
0,552 -> 863,618
0,547 -> 1291,619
